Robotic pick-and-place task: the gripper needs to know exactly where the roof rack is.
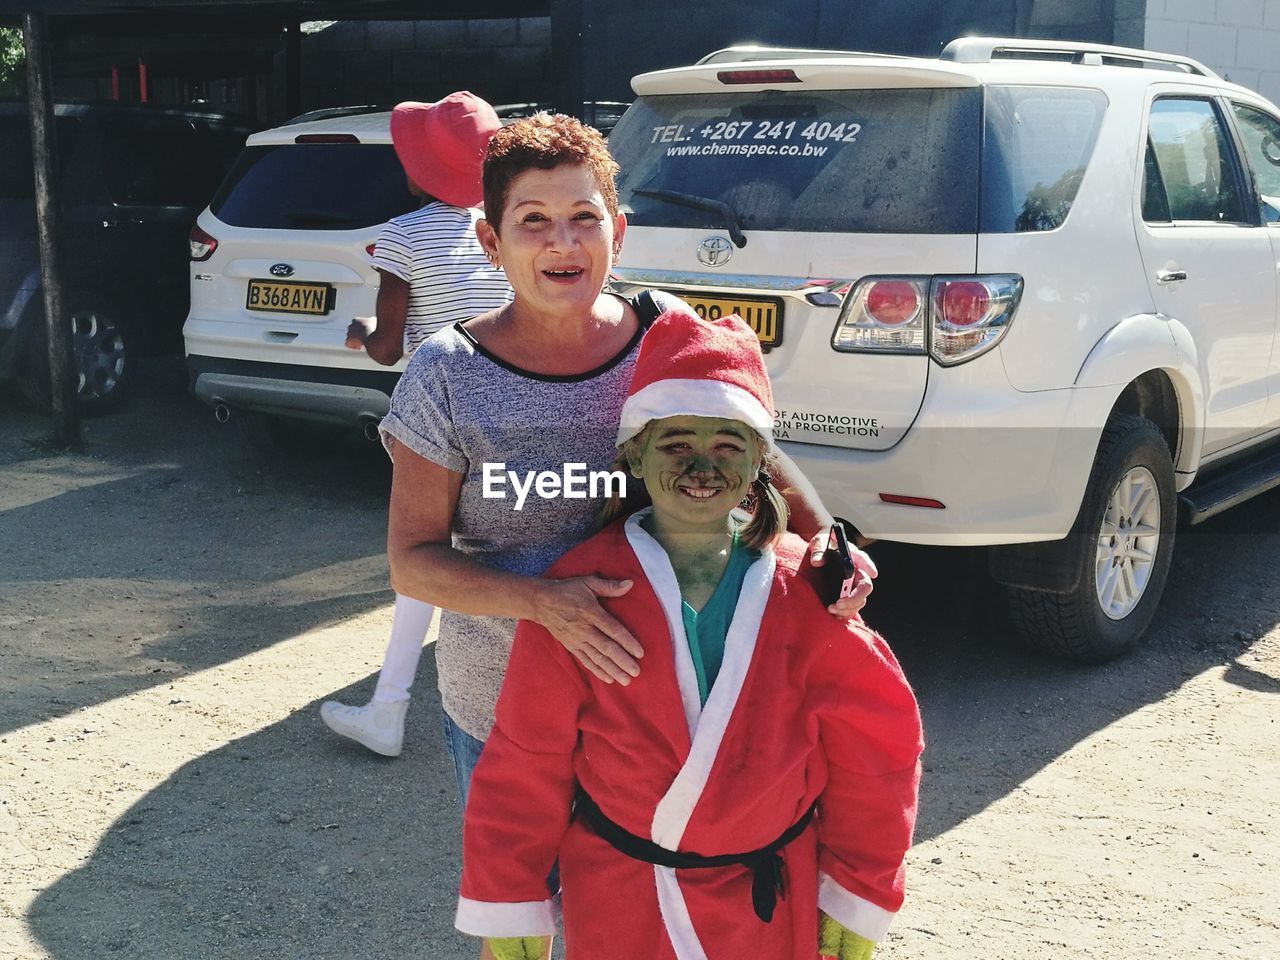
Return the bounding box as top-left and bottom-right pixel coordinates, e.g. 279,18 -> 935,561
940,37 -> 1217,77
697,45 -> 906,65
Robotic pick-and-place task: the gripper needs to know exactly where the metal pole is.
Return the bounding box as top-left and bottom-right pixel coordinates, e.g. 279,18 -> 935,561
23,11 -> 79,448
551,0 -> 586,119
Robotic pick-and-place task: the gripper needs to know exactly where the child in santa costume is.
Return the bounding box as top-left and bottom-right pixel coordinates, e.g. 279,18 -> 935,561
455,311 -> 923,960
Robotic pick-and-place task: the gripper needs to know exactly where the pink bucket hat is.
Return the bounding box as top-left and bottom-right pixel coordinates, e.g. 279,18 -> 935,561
390,92 -> 500,207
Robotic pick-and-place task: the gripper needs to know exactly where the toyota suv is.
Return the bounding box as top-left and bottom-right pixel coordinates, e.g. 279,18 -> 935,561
607,38 -> 1280,662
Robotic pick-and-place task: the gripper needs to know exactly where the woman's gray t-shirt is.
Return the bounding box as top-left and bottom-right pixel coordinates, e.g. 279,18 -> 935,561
379,319 -> 648,740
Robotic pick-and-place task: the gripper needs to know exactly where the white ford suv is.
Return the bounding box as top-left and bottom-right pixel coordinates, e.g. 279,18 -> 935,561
183,111 -> 415,449
607,37 -> 1280,662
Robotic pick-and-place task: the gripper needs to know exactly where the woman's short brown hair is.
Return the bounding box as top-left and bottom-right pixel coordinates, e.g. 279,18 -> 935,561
482,113 -> 620,228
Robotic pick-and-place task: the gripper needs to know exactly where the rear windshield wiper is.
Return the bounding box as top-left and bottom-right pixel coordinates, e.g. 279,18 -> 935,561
285,211 -> 365,228
633,189 -> 747,248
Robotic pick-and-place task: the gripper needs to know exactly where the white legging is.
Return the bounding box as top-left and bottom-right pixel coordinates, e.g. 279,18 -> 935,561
371,593 -> 436,703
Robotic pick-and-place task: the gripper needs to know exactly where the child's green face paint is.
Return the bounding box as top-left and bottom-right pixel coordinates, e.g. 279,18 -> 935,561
630,416 -> 762,533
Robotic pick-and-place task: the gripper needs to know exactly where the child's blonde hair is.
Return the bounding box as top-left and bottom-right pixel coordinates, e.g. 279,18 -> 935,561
599,422 -> 788,551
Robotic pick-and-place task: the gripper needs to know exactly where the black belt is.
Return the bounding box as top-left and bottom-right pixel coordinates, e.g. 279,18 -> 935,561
573,788 -> 816,923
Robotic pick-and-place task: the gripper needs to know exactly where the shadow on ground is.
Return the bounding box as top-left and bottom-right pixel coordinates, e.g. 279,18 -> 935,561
0,361 -> 395,737
868,485 -> 1280,845
26,667 -> 474,960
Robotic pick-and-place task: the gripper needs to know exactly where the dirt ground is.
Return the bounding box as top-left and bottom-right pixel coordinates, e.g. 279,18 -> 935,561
1,362 -> 1277,960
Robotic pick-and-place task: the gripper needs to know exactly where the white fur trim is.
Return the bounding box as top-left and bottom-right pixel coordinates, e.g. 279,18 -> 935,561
624,509 -> 776,850
454,897 -> 556,937
817,872 -> 897,942
625,512 -> 702,738
653,866 -> 709,960
616,378 -> 774,446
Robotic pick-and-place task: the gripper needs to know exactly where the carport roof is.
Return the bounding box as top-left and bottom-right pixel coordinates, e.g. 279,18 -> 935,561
0,0 -> 547,18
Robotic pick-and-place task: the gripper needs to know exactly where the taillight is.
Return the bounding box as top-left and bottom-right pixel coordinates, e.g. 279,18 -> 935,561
929,275 -> 1022,366
830,277 -> 929,354
294,133 -> 360,143
831,274 -> 1023,364
937,281 -> 990,327
865,281 -> 920,326
717,68 -> 801,84
365,242 -> 377,257
189,224 -> 218,262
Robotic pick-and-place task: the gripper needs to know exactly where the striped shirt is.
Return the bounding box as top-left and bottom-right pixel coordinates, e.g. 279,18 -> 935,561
371,202 -> 512,354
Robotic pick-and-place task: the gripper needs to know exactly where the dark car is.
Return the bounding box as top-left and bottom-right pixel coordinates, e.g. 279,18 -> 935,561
0,102 -> 253,414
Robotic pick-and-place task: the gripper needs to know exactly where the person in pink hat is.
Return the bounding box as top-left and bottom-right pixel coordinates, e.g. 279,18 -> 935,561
454,310 -> 922,960
322,92 -> 512,757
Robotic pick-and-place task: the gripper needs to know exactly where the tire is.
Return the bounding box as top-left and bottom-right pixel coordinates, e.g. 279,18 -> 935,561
20,297 -> 136,417
1005,415 -> 1176,663
237,413 -> 341,460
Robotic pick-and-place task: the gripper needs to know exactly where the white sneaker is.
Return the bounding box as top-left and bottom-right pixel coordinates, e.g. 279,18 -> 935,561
320,698 -> 409,757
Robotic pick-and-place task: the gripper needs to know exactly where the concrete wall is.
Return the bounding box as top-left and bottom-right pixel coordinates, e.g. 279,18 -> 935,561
1116,0 -> 1280,101
298,18 -> 552,116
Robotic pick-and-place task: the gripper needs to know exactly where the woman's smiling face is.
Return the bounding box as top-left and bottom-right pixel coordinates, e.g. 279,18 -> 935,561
480,162 -> 624,316
630,416 -> 762,534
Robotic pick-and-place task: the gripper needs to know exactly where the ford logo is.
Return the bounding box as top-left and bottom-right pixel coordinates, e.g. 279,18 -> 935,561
696,236 -> 733,268
269,263 -> 295,278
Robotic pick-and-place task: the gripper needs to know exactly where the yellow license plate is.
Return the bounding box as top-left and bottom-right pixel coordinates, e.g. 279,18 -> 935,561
246,279 -> 333,316
671,292 -> 783,346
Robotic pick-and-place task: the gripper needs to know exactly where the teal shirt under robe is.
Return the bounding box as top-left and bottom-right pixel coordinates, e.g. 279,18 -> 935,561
679,535 -> 760,706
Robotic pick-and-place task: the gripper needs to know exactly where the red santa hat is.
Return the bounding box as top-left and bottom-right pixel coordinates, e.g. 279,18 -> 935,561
390,92 -> 500,207
617,310 -> 775,448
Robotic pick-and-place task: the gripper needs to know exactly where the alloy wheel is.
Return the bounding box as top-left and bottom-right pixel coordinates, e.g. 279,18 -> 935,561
1094,465 -> 1161,620
71,308 -> 128,402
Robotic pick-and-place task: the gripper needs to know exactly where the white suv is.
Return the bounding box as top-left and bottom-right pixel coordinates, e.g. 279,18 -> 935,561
183,110 -> 414,448
607,37 -> 1280,662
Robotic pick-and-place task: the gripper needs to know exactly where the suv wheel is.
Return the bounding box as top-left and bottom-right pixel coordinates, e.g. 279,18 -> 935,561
20,297 -> 135,416
1005,415 -> 1176,663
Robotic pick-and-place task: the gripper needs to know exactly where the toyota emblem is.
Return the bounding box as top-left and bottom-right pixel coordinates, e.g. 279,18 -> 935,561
696,236 -> 733,267
269,263 -> 295,278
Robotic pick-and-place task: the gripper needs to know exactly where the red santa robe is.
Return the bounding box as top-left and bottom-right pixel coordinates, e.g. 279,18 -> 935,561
456,512 -> 923,959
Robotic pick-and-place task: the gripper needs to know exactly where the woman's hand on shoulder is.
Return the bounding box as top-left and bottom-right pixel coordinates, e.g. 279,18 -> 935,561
529,576 -> 644,684
807,526 -> 878,619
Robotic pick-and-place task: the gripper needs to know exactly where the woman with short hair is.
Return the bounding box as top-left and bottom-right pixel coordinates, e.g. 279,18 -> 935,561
380,114 -> 873,822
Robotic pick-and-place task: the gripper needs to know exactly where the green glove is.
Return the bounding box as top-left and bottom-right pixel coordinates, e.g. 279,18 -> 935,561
818,911 -> 875,960
485,936 -> 548,960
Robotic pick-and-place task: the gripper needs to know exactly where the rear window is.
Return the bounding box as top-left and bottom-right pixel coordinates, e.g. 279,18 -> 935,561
980,86 -> 1107,233
611,88 -> 981,235
101,116 -> 247,208
210,143 -> 415,230
0,117 -> 81,200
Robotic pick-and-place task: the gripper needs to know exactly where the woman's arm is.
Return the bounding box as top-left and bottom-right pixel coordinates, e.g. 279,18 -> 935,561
768,449 -> 877,615
386,444 -> 644,683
